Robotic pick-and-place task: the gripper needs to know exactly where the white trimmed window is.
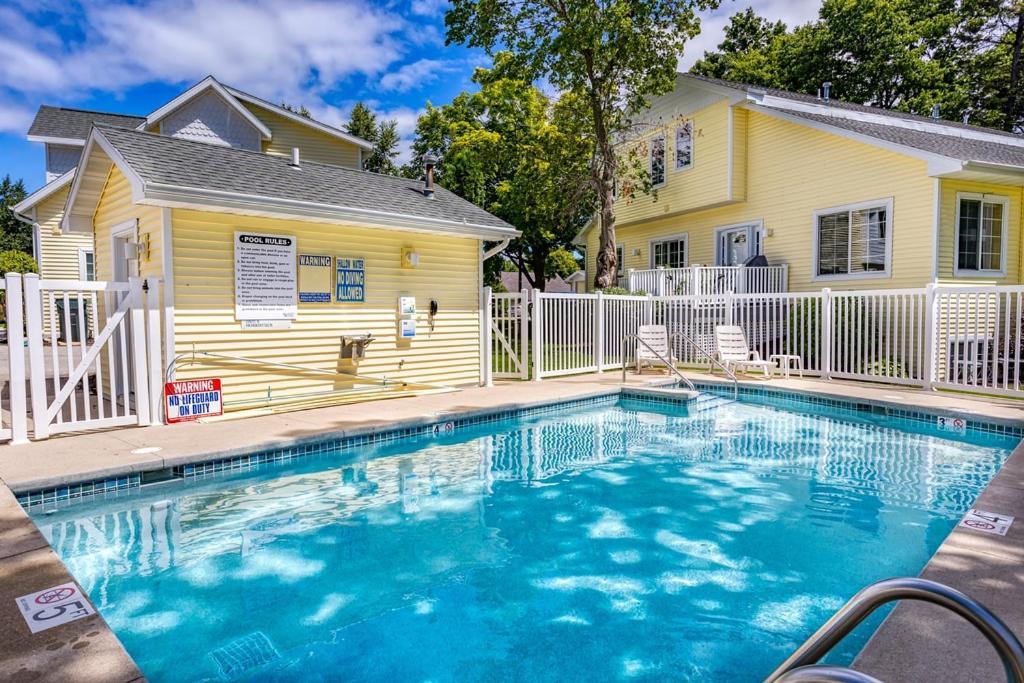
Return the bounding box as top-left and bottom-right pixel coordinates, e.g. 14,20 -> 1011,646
651,236 -> 687,269
814,198 -> 892,279
674,120 -> 693,171
956,193 -> 1008,275
78,248 -> 95,281
616,244 -> 625,278
649,134 -> 666,187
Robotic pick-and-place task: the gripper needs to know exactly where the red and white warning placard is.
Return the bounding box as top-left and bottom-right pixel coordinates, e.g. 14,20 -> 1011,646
16,582 -> 96,634
165,378 -> 223,423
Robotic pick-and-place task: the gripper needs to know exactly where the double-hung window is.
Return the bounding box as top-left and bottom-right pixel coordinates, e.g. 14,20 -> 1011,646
615,244 -> 625,278
956,193 -> 1008,275
651,236 -> 687,269
649,134 -> 666,187
814,198 -> 892,279
674,120 -> 693,171
78,248 -> 95,281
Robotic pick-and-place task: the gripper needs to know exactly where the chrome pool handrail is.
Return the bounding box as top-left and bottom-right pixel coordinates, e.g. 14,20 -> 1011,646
766,577 -> 1024,683
669,331 -> 739,399
621,334 -> 696,392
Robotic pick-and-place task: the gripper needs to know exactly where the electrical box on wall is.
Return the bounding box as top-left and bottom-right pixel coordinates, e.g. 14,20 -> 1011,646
398,296 -> 416,339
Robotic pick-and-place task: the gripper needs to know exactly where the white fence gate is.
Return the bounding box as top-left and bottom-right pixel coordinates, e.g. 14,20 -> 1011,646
0,273 -> 163,444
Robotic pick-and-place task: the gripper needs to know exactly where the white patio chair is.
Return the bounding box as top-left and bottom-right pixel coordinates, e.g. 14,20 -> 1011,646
714,325 -> 775,378
635,324 -> 675,374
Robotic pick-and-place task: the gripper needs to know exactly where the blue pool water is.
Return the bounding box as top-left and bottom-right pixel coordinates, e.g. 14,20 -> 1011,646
32,396 -> 1017,681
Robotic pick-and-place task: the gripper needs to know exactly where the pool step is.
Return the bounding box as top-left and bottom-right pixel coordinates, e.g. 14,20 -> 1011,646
687,392 -> 736,413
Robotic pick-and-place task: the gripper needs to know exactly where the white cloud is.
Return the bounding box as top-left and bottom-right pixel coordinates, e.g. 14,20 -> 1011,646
1,0 -> 409,103
409,0 -> 449,17
379,58 -> 451,93
679,0 -> 823,71
0,102 -> 35,134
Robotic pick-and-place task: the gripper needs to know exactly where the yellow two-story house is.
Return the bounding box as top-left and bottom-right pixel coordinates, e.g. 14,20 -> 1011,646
577,74 -> 1024,295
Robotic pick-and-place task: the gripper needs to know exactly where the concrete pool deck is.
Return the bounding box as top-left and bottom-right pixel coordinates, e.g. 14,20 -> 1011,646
1,371 -> 1023,681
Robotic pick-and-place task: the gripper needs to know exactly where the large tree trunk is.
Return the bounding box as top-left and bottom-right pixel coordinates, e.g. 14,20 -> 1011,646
593,163 -> 617,289
531,249 -> 547,292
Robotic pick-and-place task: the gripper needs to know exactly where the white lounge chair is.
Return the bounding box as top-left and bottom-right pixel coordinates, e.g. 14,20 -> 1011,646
635,324 -> 676,374
714,325 -> 775,378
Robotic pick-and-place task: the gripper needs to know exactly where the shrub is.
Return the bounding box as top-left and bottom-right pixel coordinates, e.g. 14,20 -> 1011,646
600,286 -> 647,296
0,250 -> 38,275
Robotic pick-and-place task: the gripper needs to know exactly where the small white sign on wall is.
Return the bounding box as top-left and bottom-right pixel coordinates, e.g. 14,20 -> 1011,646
959,508 -> 1014,536
16,582 -> 96,634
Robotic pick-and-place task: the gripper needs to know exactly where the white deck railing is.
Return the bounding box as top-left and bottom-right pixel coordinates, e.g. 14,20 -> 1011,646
483,283 -> 1024,399
626,265 -> 788,296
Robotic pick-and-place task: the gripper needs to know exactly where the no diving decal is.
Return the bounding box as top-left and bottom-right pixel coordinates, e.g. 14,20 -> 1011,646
16,582 -> 96,634
959,508 -> 1014,536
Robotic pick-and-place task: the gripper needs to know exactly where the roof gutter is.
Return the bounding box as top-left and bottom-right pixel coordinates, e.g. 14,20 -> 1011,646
482,239 -> 511,261
140,182 -> 521,240
962,160 -> 1024,177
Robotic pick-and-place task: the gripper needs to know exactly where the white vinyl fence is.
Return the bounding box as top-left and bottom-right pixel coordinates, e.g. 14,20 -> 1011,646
483,283 -> 1024,399
0,273 -> 163,444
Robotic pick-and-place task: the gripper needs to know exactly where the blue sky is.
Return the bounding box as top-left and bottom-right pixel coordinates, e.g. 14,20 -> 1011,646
0,0 -> 821,191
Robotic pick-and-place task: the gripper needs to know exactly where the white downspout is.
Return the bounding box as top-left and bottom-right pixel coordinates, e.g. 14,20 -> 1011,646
482,238 -> 511,262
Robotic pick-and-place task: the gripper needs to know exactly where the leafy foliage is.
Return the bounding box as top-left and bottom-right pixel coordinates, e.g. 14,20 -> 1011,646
446,0 -> 717,289
545,248 -> 581,280
692,0 -> 1024,132
0,249 -> 38,274
407,55 -> 596,291
280,102 -> 312,118
0,176 -> 31,255
344,102 -> 401,174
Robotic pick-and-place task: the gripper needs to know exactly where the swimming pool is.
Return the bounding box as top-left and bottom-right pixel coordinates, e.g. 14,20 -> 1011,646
31,394 -> 1017,681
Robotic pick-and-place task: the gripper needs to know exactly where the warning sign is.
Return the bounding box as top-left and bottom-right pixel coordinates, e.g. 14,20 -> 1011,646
165,378 -> 223,423
16,582 -> 96,634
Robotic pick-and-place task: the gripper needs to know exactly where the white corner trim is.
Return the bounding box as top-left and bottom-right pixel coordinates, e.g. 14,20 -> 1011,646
26,135 -> 86,147
931,178 -> 941,281
811,197 -> 895,282
952,191 -> 1010,278
12,169 -> 75,215
224,85 -> 375,151
161,206 -> 175,373
141,76 -> 272,140
725,106 -> 733,201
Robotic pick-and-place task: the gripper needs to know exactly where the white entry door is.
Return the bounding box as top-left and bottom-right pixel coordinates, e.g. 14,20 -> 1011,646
716,224 -> 761,266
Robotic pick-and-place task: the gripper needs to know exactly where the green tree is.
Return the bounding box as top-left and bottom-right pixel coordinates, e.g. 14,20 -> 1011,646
345,102 -> 379,142
690,1 -> 1023,131
280,102 -> 312,118
546,247 -> 581,279
692,8 -> 786,82
364,119 -> 401,175
407,56 -> 595,290
446,0 -> 717,289
0,176 -> 31,255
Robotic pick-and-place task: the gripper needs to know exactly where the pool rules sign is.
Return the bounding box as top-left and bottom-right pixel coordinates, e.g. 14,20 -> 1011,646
234,232 -> 297,322
165,378 -> 223,423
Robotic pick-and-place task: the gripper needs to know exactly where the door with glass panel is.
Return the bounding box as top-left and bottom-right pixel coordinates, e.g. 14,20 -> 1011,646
716,225 -> 760,266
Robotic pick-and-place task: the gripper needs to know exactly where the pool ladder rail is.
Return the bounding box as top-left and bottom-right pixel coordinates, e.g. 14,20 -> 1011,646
766,577 -> 1024,683
621,332 -> 739,399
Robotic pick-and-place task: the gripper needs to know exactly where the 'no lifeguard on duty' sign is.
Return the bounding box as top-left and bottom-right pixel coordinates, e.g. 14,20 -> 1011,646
165,378 -> 223,423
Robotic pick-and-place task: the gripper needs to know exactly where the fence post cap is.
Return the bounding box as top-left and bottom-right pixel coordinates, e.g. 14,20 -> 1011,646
21,272 -> 39,279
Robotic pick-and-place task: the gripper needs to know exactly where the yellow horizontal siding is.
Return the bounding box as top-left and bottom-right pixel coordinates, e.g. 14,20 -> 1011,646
614,99 -> 735,226
936,179 -> 1024,285
93,167 -> 163,282
35,187 -> 94,335
243,103 -> 362,169
588,109 -> 935,292
170,209 -> 481,407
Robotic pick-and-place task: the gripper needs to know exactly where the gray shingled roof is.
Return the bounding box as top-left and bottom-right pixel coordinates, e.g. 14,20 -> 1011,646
684,74 -> 1024,167
685,74 -> 1024,141
95,124 -> 516,231
772,109 -> 1024,167
28,106 -> 145,141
